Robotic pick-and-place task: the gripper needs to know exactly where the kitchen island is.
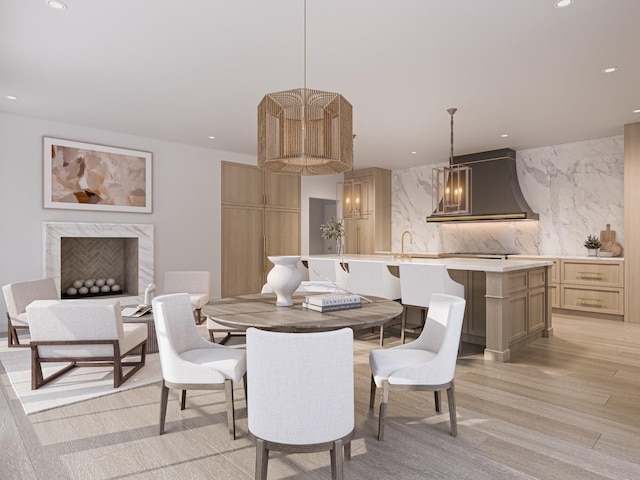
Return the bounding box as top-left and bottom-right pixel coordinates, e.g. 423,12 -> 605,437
304,254 -> 554,362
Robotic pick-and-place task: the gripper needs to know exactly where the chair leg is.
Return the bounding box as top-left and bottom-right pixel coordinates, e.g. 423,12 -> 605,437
400,306 -> 408,344
243,372 -> 248,403
255,438 -> 269,480
224,379 -> 236,439
447,380 -> 457,437
377,380 -> 389,441
330,438 -> 344,480
329,440 -> 344,480
344,441 -> 351,461
180,389 -> 187,410
369,376 -> 377,409
159,380 -> 170,435
434,390 -> 441,413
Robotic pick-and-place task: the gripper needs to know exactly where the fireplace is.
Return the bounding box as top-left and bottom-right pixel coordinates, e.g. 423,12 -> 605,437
44,222 -> 154,305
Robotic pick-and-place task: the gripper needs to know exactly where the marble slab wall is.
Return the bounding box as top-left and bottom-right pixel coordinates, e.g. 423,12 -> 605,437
44,222 -> 154,304
391,135 -> 624,256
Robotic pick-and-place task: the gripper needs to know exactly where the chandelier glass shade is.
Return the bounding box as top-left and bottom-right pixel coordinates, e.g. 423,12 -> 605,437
258,88 -> 353,175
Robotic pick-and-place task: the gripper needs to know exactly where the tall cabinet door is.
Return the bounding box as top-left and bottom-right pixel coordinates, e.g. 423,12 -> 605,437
264,210 -> 301,270
221,205 -> 264,297
221,162 -> 301,297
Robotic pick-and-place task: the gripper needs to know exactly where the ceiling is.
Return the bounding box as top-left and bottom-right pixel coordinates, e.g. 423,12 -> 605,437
1,0 -> 639,170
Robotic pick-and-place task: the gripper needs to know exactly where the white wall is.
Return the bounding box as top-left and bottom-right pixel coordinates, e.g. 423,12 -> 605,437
0,113 -> 256,331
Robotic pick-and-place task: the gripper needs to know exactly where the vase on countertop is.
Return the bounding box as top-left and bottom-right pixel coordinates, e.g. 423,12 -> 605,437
587,248 -> 599,257
266,256 -> 302,307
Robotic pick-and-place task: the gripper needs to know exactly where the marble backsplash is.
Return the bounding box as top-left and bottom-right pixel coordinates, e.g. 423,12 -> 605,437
391,135 -> 624,256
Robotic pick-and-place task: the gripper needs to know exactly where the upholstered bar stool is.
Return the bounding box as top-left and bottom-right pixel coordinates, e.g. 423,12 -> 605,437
398,263 -> 464,344
347,260 -> 402,346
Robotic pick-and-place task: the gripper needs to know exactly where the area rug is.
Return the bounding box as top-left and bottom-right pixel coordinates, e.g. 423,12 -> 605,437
0,345 -> 162,415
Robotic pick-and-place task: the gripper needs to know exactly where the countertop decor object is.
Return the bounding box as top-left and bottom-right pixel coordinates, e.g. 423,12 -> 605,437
266,256 -> 302,307
584,234 -> 602,256
320,216 -> 345,255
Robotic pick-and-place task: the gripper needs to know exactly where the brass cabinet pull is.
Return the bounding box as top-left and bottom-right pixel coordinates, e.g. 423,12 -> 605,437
578,297 -> 603,305
577,271 -> 603,279
263,236 -> 268,273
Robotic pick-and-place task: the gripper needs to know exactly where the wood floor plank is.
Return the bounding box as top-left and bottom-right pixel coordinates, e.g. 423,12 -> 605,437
2,315 -> 640,479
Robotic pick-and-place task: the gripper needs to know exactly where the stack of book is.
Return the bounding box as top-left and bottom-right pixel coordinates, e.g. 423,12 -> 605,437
302,294 -> 362,312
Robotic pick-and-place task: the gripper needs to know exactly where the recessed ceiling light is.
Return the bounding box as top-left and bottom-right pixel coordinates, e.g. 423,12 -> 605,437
411,151 -> 417,154
634,109 -> 640,114
208,136 -> 216,140
46,1 -> 67,10
6,95 -> 18,100
602,66 -> 619,73
500,134 -> 509,138
554,0 -> 573,8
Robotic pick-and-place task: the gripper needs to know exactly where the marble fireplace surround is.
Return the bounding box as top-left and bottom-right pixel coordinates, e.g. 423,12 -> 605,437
44,222 -> 154,305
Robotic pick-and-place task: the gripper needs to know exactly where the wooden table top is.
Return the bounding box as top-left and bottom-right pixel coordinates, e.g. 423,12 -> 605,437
202,292 -> 403,333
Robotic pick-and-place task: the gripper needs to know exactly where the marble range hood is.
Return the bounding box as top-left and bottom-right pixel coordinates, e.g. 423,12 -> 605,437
427,148 -> 539,222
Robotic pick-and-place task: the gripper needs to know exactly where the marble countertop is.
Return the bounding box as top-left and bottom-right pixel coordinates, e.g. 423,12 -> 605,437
305,254 -> 553,273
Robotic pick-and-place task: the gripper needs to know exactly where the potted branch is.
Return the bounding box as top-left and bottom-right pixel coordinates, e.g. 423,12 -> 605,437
584,234 -> 601,257
320,216 -> 345,256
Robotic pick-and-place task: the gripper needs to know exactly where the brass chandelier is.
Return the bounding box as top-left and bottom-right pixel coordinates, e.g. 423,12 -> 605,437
432,108 -> 471,215
257,0 -> 353,175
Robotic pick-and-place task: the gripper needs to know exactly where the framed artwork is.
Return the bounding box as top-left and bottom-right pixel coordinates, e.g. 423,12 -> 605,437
43,137 -> 153,213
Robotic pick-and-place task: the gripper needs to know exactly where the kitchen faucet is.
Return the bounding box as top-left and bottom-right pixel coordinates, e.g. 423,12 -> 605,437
401,230 -> 413,259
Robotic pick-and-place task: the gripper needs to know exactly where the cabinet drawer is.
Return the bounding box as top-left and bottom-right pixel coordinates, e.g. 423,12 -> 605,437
561,260 -> 623,287
560,285 -> 624,315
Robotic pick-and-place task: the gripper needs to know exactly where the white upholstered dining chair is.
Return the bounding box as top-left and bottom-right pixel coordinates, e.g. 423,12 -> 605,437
398,263 -> 464,344
163,271 -> 210,324
246,327 -> 354,480
2,278 -> 59,347
369,294 -> 466,439
152,293 -> 246,439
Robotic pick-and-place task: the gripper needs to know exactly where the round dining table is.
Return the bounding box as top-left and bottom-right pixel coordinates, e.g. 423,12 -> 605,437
202,292 -> 403,333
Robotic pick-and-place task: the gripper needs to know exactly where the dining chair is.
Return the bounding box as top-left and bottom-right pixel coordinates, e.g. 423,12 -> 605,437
152,293 -> 246,439
369,294 -> 466,439
346,260 -> 402,346
25,299 -> 147,389
3,278 -> 59,348
246,327 -> 354,480
398,263 -> 464,344
163,271 -> 210,324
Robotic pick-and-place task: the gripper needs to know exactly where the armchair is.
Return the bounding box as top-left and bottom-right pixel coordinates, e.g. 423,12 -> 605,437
3,278 -> 58,348
25,300 -> 147,389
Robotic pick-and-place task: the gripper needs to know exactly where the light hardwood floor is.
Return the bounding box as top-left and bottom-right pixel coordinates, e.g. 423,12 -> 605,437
1,315 -> 639,479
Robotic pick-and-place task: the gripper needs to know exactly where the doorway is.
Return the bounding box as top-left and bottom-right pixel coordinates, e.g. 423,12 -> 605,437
309,198 -> 337,255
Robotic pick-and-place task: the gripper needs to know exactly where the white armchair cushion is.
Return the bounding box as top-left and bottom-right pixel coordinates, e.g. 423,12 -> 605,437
11,312 -> 29,327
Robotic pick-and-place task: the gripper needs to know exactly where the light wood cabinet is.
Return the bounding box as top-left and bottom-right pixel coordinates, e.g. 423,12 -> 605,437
221,161 -> 301,297
559,259 -> 624,316
343,168 -> 391,255
449,270 -> 486,345
505,268 -> 547,345
518,257 -> 559,308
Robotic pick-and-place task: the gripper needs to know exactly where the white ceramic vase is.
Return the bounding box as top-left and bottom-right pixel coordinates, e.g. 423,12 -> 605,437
266,256 -> 302,307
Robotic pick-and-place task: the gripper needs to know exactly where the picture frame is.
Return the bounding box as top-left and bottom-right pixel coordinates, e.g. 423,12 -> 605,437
43,137 -> 153,213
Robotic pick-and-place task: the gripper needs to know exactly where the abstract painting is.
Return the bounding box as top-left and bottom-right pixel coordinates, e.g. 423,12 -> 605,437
43,137 -> 152,213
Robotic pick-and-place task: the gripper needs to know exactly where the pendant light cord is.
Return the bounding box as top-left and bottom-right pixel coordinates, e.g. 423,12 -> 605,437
303,0 -> 307,90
